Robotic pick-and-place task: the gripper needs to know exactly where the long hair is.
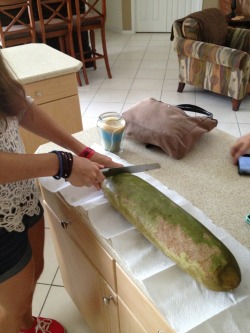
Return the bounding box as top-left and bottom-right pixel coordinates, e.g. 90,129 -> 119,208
0,52 -> 29,120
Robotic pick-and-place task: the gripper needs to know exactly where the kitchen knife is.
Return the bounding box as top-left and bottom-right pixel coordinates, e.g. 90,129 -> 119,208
101,163 -> 160,177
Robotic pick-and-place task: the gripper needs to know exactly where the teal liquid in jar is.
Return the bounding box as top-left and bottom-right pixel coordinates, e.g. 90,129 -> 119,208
97,112 -> 126,153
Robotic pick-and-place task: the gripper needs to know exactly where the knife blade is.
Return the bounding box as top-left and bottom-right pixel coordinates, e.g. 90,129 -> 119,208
101,163 -> 160,177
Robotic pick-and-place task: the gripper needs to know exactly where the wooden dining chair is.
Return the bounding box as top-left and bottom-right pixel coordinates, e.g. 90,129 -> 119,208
35,0 -> 74,56
73,0 -> 112,85
0,0 -> 36,48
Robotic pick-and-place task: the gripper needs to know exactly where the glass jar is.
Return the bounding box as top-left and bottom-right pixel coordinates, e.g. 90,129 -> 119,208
97,112 -> 126,153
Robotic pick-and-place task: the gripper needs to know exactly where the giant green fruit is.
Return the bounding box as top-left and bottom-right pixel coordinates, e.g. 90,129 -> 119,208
102,173 -> 241,291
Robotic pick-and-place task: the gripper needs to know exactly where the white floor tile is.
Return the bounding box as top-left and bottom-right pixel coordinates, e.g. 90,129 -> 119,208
161,90 -> 196,105
40,286 -> 92,333
164,68 -> 180,80
116,49 -> 145,60
238,123 -> 250,136
196,91 -> 232,107
235,109 -> 250,124
113,59 -> 142,69
84,102 -> 124,117
100,78 -> 134,89
93,89 -> 129,103
126,90 -> 161,104
207,107 -> 238,123
53,268 -> 64,287
139,59 -> 167,70
135,69 -> 166,80
143,52 -> 169,61
33,284 -> 50,317
131,78 -> 164,90
217,123 -> 240,137
110,67 -> 138,79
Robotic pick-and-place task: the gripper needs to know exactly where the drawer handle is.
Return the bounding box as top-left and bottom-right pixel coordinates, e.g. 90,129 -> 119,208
103,295 -> 113,306
35,91 -> 42,97
61,220 -> 70,229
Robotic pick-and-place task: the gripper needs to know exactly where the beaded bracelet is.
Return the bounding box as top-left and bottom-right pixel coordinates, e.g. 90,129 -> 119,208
51,151 -> 73,180
79,147 -> 95,159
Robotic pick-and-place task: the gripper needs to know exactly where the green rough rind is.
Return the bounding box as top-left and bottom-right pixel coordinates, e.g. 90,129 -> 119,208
102,173 -> 241,291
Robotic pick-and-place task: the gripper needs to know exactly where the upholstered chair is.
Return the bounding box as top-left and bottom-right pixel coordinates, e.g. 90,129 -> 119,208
172,8 -> 250,111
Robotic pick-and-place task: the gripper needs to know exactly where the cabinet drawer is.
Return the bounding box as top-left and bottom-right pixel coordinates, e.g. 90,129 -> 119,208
24,73 -> 78,105
116,264 -> 175,333
41,187 -> 116,291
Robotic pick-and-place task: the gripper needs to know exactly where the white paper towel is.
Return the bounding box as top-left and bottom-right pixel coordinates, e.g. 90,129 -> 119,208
39,144 -> 250,333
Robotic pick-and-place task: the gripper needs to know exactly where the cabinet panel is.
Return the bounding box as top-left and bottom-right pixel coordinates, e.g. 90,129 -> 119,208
116,264 -> 175,333
118,298 -> 147,333
101,280 -> 120,333
24,74 -> 78,104
19,95 -> 83,153
41,187 -> 117,291
43,202 -> 105,333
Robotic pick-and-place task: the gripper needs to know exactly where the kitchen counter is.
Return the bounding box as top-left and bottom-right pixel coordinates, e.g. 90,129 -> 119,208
1,43 -> 82,84
37,127 -> 250,333
2,43 -> 83,153
38,127 -> 250,249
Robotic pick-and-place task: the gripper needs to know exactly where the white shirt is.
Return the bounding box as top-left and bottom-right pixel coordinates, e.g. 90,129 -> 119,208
0,98 -> 40,232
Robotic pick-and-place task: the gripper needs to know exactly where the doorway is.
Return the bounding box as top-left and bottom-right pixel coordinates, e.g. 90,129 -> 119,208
134,0 -> 203,32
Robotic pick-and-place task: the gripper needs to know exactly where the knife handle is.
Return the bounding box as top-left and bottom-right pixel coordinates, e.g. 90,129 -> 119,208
101,168 -> 110,176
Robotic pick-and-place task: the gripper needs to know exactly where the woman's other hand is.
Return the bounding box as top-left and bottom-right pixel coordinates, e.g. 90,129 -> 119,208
231,134 -> 250,164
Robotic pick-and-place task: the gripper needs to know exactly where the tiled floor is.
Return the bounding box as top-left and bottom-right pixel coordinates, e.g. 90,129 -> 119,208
35,31 -> 250,332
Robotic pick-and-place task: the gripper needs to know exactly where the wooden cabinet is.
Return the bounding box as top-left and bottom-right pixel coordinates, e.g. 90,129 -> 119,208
118,298 -> 147,333
42,190 -> 119,333
116,265 -> 174,333
41,186 -> 174,333
20,73 -> 83,153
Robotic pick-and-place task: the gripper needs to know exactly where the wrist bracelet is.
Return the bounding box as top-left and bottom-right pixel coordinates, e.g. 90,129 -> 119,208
51,151 -> 73,180
79,147 -> 95,159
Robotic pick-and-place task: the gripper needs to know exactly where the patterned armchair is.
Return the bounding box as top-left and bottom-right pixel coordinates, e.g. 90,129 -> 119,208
172,8 -> 250,111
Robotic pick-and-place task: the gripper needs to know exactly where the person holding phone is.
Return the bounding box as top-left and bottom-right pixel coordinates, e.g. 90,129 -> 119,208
231,133 -> 250,164
0,52 -> 122,333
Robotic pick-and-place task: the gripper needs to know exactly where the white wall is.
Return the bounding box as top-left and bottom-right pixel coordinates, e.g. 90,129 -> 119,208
106,0 -> 123,33
203,0 -> 219,9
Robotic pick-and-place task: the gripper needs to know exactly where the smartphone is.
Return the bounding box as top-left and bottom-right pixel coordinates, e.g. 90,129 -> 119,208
238,154 -> 250,175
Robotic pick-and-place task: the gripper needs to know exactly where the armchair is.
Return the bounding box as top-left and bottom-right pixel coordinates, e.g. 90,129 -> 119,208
172,8 -> 250,111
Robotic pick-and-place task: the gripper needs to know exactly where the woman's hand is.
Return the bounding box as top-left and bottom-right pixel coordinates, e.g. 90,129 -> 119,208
68,156 -> 105,189
231,134 -> 250,164
89,151 -> 123,168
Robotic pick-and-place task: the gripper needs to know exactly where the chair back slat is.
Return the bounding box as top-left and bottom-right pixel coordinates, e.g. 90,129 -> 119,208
36,0 -> 72,28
